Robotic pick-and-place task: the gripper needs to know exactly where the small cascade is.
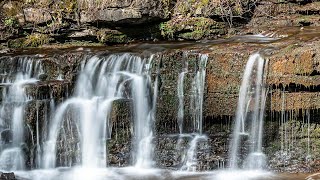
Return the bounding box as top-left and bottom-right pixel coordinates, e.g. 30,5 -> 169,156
0,57 -> 43,171
177,56 -> 188,134
134,54 -> 157,168
280,90 -> 287,153
42,53 -> 155,169
178,54 -> 208,171
229,53 -> 268,170
180,134 -> 207,171
306,109 -> 311,160
190,54 -> 207,134
35,96 -> 56,169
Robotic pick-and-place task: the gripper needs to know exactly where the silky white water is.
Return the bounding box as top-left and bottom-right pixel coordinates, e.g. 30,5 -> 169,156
229,53 -> 268,170
0,52 -> 282,180
180,134 -> 207,171
190,54 -> 207,134
0,57 -> 43,171
177,54 -> 208,171
42,53 -> 155,169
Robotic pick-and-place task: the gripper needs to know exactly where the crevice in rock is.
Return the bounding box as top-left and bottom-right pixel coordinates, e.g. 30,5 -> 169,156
309,70 -> 320,76
296,10 -> 320,15
271,83 -> 320,92
287,0 -> 314,5
267,108 -> 320,124
299,21 -> 312,26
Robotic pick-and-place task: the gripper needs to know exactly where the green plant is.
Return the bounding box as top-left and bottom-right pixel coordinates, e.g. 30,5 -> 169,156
23,33 -> 53,47
97,30 -> 128,44
159,22 -> 175,39
4,17 -> 19,34
160,17 -> 219,40
4,17 -> 18,28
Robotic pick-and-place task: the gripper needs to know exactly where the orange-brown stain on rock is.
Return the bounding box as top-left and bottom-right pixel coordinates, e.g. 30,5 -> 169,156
206,73 -> 240,93
271,49 -> 314,76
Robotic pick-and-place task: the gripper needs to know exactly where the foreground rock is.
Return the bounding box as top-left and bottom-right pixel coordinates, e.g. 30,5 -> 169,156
0,172 -> 15,180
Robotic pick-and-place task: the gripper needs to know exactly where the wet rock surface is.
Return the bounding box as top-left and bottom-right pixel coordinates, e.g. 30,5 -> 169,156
0,26 -> 320,173
0,172 -> 15,180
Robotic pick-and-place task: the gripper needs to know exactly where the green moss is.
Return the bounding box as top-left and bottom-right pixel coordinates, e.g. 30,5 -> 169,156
196,0 -> 210,9
42,41 -> 104,48
160,22 -> 175,39
23,33 -> 53,47
176,3 -> 189,16
4,17 -> 18,28
60,0 -> 78,14
160,17 -> 223,40
8,38 -> 25,48
97,30 -> 129,44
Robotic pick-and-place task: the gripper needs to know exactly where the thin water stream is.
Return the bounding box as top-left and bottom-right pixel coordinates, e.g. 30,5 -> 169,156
229,53 -> 267,170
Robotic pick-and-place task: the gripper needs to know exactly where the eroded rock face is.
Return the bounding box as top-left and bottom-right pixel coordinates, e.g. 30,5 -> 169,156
1,27 -> 320,172
152,29 -> 320,172
23,8 -> 51,24
79,0 -> 166,24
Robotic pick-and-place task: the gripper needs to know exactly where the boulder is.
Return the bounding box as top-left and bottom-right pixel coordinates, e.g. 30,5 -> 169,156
0,172 -> 15,180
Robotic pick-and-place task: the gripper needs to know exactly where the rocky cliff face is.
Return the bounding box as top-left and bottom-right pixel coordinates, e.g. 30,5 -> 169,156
0,0 -> 320,175
1,26 -> 320,172
0,0 -> 319,48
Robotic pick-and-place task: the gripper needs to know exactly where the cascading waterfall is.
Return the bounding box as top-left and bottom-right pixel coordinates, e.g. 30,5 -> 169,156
229,53 -> 268,170
0,57 -> 43,170
179,54 -> 208,171
42,53 -> 155,169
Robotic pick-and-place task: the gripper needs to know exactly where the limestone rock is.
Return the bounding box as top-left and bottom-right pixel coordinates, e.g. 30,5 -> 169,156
23,8 -> 51,24
68,29 -> 97,38
80,8 -> 142,23
79,0 -> 166,24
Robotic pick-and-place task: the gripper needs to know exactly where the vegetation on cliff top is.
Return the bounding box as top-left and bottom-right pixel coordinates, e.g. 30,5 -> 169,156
0,0 -> 320,48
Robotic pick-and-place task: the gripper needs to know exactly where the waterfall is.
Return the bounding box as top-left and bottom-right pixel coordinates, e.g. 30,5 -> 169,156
177,53 -> 188,134
179,54 -> 208,171
134,54 -> 157,168
42,53 -> 155,169
0,57 -> 43,170
229,53 -> 268,170
190,54 -> 207,134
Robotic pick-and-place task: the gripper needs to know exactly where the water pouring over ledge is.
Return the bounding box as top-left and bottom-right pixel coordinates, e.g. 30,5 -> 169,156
0,49 -> 303,180
0,58 -> 43,171
42,53 -> 156,169
229,53 -> 268,170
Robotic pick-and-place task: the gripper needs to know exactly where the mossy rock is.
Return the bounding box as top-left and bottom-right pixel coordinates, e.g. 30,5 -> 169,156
8,38 -> 25,48
97,29 -> 129,44
8,33 -> 53,48
160,17 -> 225,40
23,33 -> 53,47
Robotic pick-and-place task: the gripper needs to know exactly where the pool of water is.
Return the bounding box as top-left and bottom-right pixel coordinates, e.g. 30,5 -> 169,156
10,167 -> 313,180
